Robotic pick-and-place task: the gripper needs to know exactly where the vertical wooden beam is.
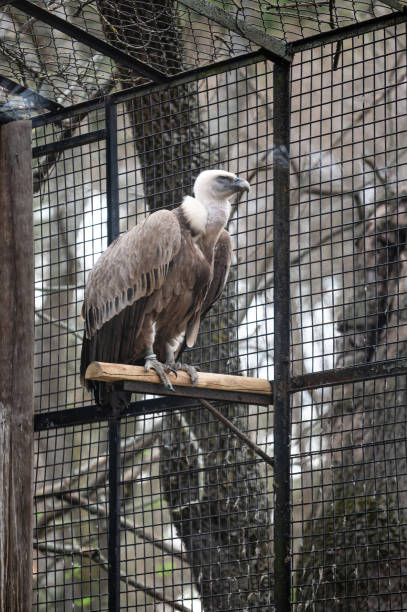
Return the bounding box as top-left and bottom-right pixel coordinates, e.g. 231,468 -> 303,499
0,120 -> 34,610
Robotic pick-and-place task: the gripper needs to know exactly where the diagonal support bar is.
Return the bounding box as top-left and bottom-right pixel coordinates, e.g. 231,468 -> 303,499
179,0 -> 292,63
10,0 -> 168,84
0,73 -> 63,112
200,399 -> 274,468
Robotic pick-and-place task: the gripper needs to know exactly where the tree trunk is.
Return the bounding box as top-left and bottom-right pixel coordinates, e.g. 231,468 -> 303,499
96,3 -> 273,609
296,197 -> 407,610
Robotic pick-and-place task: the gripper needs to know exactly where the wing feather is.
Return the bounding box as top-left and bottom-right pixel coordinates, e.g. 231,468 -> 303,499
179,230 -> 232,355
82,209 -> 181,337
201,229 -> 232,317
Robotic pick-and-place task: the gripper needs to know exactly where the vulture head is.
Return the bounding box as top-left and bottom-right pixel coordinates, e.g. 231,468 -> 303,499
193,169 -> 250,203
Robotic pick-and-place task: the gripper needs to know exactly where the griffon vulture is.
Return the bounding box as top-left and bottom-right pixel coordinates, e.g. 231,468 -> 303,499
80,169 -> 250,404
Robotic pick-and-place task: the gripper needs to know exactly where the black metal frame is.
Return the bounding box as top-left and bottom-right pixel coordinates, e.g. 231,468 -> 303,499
23,5 -> 407,611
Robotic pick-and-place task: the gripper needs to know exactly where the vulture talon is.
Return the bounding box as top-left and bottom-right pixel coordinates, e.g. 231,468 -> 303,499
144,356 -> 175,391
166,365 -> 178,376
169,362 -> 199,386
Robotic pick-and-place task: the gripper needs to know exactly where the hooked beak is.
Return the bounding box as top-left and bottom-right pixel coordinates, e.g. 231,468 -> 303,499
233,177 -> 250,193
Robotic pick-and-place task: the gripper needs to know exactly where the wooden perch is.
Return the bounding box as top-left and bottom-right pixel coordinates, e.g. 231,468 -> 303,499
85,362 -> 273,406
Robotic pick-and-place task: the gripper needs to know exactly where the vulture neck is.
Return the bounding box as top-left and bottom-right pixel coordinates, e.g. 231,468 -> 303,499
181,196 -> 230,258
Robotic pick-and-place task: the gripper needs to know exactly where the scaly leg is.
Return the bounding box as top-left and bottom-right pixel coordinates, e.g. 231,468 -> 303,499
164,342 -> 199,386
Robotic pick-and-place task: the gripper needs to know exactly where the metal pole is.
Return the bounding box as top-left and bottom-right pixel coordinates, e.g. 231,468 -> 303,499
273,59 -> 292,611
105,95 -> 121,611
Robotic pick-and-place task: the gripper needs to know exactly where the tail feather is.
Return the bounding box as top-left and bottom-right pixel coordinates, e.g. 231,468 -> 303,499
80,335 -> 93,391
80,332 -> 131,409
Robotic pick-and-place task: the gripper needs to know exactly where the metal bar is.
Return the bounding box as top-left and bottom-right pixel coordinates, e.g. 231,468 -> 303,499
200,399 -> 274,468
290,10 -> 407,53
107,415 -> 121,612
106,96 -> 119,244
0,73 -> 63,112
290,359 -> 407,392
32,50 -> 267,128
179,0 -> 292,62
105,95 -> 120,612
273,59 -> 292,612
34,396 -> 201,431
122,380 -> 272,406
32,128 -> 106,158
31,97 -> 104,128
11,0 -> 168,84
116,50 -> 269,105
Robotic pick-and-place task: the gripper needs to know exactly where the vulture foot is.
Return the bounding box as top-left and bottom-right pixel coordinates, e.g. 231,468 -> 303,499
144,355 -> 175,391
169,362 -> 199,386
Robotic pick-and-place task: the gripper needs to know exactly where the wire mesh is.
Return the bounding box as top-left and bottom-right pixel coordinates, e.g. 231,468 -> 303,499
290,21 -> 407,376
25,6 -> 407,611
290,21 -> 407,609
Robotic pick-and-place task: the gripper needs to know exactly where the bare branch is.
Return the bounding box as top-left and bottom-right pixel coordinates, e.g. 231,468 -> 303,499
35,426 -> 162,498
33,539 -> 192,612
35,308 -> 83,342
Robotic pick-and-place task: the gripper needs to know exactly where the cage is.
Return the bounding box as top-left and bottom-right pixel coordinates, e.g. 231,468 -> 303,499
0,0 -> 406,610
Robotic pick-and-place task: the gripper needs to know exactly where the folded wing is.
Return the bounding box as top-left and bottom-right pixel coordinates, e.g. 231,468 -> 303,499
82,209 -> 182,338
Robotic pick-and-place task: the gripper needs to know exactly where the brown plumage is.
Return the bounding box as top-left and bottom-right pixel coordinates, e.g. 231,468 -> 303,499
80,169 -> 250,402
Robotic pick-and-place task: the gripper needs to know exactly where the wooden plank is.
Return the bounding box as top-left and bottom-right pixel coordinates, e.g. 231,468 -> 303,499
85,362 -> 272,403
0,120 -> 33,610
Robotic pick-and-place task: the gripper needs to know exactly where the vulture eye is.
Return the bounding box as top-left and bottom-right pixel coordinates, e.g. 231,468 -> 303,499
216,175 -> 231,183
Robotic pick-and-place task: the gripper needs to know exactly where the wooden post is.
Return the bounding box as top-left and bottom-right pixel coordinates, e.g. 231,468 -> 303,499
0,120 -> 33,610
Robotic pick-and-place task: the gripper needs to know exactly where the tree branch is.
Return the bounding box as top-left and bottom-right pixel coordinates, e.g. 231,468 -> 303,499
33,538 -> 192,612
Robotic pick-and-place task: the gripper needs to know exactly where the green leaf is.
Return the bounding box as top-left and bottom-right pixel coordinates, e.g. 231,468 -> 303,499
65,563 -> 82,581
74,596 -> 91,608
156,560 -> 175,578
145,498 -> 162,511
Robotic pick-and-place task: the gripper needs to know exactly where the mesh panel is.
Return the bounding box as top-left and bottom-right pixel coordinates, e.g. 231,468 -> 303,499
290,22 -> 407,609
290,22 -> 407,375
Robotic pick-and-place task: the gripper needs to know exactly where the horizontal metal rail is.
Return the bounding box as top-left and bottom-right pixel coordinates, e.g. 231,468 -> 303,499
290,358 -> 407,391
32,129 -> 106,158
290,10 -> 407,53
122,379 -> 272,406
31,50 -> 267,128
34,396 -> 201,431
